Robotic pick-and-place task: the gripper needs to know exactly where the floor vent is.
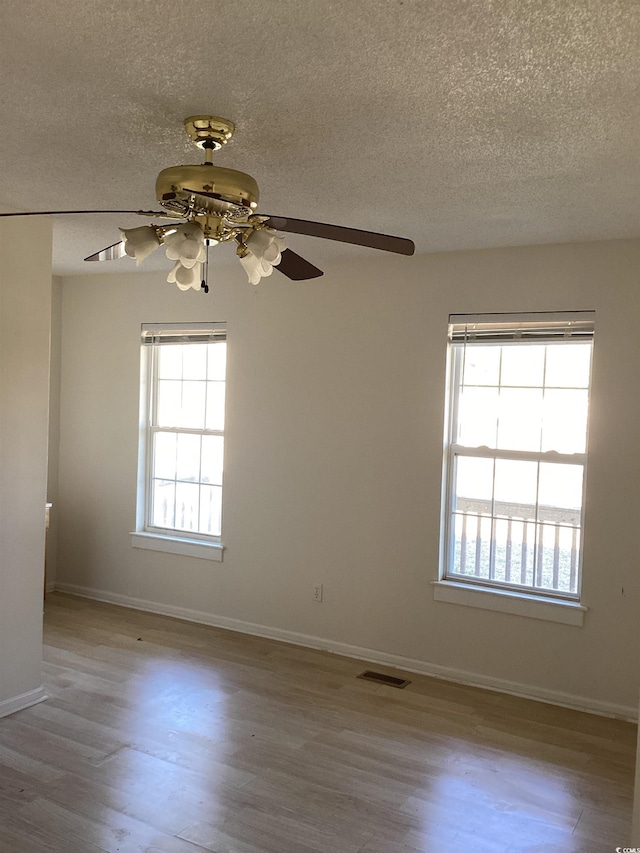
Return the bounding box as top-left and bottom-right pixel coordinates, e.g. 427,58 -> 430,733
357,670 -> 411,689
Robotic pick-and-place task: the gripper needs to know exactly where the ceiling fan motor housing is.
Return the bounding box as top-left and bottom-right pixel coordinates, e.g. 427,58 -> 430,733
156,164 -> 260,216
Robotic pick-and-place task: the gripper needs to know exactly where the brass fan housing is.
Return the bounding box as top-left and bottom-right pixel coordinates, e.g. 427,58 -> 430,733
157,116 -> 259,217
156,164 -> 260,216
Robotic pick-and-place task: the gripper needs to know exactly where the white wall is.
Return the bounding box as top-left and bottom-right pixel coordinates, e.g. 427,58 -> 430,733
0,218 -> 52,716
54,238 -> 640,717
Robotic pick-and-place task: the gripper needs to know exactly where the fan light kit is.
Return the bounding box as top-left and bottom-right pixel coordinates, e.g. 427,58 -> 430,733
0,115 -> 415,292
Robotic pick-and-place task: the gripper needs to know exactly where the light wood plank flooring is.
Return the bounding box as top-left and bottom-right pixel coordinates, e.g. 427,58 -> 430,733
0,592 -> 635,852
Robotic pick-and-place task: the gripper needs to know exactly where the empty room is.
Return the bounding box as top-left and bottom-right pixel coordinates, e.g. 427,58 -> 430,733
1,1 -> 639,851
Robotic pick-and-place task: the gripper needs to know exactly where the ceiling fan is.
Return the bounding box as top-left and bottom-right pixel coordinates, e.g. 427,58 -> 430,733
0,115 -> 415,292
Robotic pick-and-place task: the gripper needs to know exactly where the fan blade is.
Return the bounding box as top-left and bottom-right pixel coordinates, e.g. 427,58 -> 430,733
84,241 -> 126,262
262,215 -> 415,256
179,190 -> 415,256
275,249 -> 323,281
0,209 -> 172,218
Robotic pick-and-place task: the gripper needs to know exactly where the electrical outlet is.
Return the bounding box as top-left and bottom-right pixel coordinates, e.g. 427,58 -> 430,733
313,583 -> 323,602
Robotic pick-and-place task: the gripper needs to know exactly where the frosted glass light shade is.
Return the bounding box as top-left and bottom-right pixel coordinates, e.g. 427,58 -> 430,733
164,223 -> 206,290
164,222 -> 205,261
120,226 -> 161,264
247,227 -> 284,264
240,227 -> 286,285
239,252 -> 267,285
168,260 -> 203,291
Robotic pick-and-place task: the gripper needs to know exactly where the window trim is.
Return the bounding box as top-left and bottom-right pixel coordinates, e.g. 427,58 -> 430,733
130,531 -> 224,561
432,579 -> 587,626
438,312 -> 594,617
132,322 -> 227,560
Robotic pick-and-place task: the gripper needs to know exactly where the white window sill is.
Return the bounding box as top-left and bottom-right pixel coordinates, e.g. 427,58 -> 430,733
432,580 -> 586,626
130,532 -> 224,562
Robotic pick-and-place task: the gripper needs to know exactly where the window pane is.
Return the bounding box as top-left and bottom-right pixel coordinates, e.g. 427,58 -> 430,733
493,517 -> 537,585
153,432 -> 177,480
538,463 -> 583,516
183,344 -> 208,380
545,343 -> 591,388
461,345 -> 500,386
176,433 -> 201,482
457,387 -> 498,448
199,485 -> 222,536
500,345 -> 545,387
206,381 -> 226,431
157,346 -> 182,379
451,512 -> 492,578
201,435 -> 224,485
156,380 -> 182,427
180,381 -> 206,429
208,344 -> 227,381
152,479 -> 175,528
541,389 -> 588,453
494,517 -> 535,586
175,482 -> 200,531
497,388 -> 543,451
494,459 -> 538,515
453,456 -> 494,507
535,523 -> 579,594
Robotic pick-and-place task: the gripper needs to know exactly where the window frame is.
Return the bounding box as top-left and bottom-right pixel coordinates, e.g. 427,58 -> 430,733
438,312 -> 594,616
131,322 -> 227,562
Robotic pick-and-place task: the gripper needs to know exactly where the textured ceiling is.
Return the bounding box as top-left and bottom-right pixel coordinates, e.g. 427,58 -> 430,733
0,0 -> 638,276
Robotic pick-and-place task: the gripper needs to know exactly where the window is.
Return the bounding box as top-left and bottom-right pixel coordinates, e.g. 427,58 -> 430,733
132,322 -> 227,560
441,312 -> 594,603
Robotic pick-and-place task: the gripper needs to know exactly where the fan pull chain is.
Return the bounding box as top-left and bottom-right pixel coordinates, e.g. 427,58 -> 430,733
201,239 -> 210,293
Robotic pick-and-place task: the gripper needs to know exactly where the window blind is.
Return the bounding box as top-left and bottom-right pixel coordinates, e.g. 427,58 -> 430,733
141,322 -> 227,346
449,312 -> 594,344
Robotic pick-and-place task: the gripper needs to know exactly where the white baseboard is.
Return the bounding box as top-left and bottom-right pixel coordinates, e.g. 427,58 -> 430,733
53,582 -> 637,722
0,686 -> 47,719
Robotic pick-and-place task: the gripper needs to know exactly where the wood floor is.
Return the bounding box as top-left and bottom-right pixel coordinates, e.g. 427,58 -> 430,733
0,593 -> 635,852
